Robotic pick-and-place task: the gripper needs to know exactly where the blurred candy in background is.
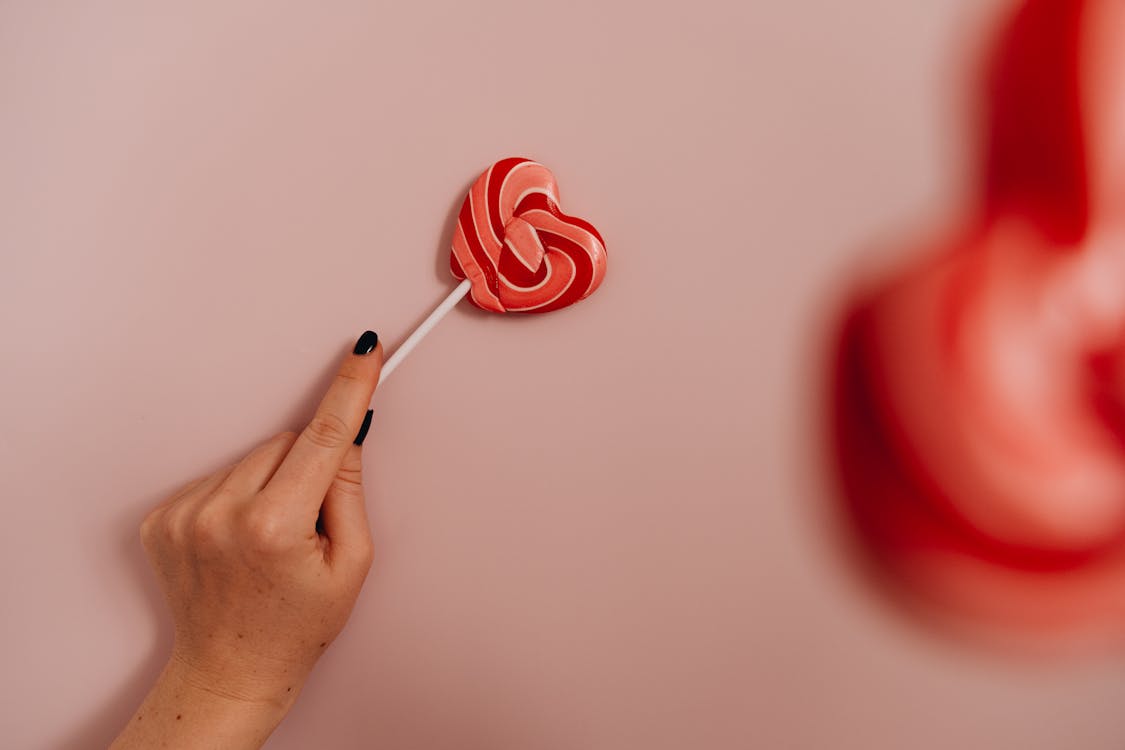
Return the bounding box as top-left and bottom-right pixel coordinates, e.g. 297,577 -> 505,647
832,0 -> 1125,647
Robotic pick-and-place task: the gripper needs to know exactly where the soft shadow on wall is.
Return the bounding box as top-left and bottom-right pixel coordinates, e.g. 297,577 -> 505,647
828,0 -> 1125,651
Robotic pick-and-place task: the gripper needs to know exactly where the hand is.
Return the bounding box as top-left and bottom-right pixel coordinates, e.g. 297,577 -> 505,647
112,330 -> 383,749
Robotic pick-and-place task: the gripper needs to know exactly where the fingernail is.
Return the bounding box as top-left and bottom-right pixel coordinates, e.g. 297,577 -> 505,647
353,330 -> 379,355
353,409 -> 374,446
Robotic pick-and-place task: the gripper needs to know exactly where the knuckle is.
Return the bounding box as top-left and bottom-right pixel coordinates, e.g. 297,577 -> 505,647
140,508 -> 159,540
240,506 -> 287,553
334,364 -> 368,386
161,509 -> 187,548
139,509 -> 163,551
358,539 -> 376,570
276,431 -> 300,446
190,506 -> 224,547
333,467 -> 364,493
303,412 -> 353,450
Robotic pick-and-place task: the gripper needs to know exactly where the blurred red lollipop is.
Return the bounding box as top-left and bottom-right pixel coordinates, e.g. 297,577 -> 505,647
832,0 -> 1125,645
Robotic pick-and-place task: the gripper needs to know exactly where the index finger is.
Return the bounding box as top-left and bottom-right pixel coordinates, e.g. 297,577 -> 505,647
265,331 -> 383,515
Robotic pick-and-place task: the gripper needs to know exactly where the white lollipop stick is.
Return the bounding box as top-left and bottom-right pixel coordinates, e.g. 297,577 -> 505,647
378,279 -> 472,384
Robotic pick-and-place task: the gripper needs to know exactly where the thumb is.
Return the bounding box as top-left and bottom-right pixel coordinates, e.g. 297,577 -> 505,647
320,439 -> 374,568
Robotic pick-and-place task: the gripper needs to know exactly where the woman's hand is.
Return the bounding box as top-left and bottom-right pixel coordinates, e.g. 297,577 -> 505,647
111,330 -> 383,749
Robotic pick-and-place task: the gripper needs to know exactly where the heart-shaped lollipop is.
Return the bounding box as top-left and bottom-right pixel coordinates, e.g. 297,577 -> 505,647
380,158 -> 607,381
451,157 -> 607,314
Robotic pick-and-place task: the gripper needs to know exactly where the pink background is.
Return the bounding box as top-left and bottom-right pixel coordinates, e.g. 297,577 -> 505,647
3,1 -> 1125,748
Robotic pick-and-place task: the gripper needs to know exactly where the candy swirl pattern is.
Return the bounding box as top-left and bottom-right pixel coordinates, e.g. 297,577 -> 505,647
450,158 -> 607,314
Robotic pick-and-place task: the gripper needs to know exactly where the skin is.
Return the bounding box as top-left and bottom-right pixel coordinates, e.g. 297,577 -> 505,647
110,335 -> 383,749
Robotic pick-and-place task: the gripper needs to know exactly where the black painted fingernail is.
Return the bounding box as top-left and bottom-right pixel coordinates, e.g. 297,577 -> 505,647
353,409 -> 374,446
353,330 -> 379,355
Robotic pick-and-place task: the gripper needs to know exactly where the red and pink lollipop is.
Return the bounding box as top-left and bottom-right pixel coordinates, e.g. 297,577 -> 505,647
380,157 -> 607,381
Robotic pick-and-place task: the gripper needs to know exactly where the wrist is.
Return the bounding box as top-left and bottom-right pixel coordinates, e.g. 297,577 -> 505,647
165,649 -> 304,718
110,656 -> 298,750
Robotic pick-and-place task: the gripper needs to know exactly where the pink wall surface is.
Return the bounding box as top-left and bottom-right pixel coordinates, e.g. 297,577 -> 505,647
3,1 -> 1125,748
